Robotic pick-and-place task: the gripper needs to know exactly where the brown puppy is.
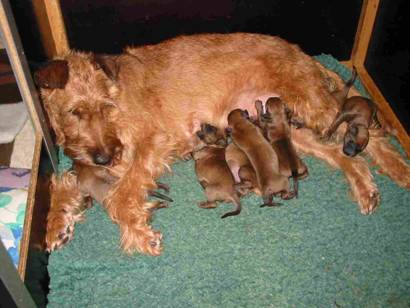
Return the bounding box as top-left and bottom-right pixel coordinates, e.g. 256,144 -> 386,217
225,142 -> 259,196
75,165 -> 173,207
193,124 -> 241,218
256,98 -> 308,198
324,67 -> 380,156
227,109 -> 290,206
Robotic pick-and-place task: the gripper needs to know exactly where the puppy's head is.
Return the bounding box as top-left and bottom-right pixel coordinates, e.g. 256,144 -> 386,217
196,123 -> 227,147
343,124 -> 369,157
264,97 -> 289,124
35,52 -> 123,166
227,109 -> 249,127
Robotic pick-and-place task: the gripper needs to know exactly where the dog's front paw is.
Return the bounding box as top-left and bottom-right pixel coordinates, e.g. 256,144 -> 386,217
46,210 -> 75,252
121,226 -> 163,256
358,188 -> 380,215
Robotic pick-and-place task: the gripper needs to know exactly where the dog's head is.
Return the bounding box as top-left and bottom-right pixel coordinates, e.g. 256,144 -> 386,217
343,124 -> 369,157
35,52 -> 123,166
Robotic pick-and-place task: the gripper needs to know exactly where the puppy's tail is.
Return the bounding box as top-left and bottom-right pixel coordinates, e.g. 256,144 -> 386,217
221,195 -> 242,219
332,66 -> 358,106
346,66 -> 358,89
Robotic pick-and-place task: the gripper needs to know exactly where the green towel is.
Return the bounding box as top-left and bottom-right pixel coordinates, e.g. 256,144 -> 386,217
47,55 -> 410,307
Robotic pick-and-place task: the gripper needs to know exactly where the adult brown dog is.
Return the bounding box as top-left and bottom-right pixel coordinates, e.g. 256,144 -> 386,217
35,33 -> 410,256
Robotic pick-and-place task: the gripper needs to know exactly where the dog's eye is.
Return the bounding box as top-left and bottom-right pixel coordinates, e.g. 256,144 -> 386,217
101,104 -> 116,118
68,107 -> 84,118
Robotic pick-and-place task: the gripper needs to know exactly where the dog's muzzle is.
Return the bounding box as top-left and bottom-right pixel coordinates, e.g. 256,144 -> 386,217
93,152 -> 112,165
343,141 -> 360,157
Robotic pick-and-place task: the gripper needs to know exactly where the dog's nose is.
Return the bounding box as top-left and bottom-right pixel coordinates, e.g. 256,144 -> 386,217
93,152 -> 112,165
343,142 -> 358,157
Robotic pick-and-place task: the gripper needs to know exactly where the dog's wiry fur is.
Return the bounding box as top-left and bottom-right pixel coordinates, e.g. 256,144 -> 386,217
37,33 -> 410,255
46,172 -> 89,252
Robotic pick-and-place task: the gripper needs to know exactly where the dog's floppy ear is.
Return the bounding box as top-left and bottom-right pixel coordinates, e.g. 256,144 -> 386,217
34,60 -> 69,89
92,54 -> 119,81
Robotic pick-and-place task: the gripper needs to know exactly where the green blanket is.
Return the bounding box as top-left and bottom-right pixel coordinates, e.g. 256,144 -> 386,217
47,55 -> 410,307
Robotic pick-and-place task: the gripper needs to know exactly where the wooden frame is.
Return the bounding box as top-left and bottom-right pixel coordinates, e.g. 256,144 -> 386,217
0,0 -> 56,282
350,0 -> 410,154
1,0 -> 408,285
0,0 -> 58,171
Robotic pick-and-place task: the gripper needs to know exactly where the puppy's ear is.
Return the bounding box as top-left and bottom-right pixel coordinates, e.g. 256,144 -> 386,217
204,124 -> 217,134
242,109 -> 250,119
255,100 -> 263,117
284,106 -> 293,121
196,130 -> 205,140
34,60 -> 69,89
92,54 -> 119,81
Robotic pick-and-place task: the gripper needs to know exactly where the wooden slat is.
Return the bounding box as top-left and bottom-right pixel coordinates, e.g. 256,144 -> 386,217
32,0 -> 69,58
356,65 -> 410,156
351,0 -> 380,67
0,0 -> 58,170
17,132 -> 42,280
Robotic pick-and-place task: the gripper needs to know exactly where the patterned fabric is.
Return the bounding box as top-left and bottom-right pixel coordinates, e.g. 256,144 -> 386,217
0,167 -> 30,267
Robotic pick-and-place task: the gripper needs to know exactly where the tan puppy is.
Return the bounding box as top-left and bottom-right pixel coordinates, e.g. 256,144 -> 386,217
227,109 -> 290,206
193,124 -> 241,218
75,165 -> 172,209
225,142 -> 259,195
324,67 -> 380,157
256,98 -> 308,198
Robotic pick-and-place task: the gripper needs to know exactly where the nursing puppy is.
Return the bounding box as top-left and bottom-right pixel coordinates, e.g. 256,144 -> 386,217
75,165 -> 172,207
227,109 -> 291,207
324,67 -> 381,156
225,142 -> 259,195
256,99 -> 308,197
193,124 -> 241,218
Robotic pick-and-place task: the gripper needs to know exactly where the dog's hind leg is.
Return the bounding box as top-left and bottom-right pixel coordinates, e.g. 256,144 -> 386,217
365,136 -> 410,189
292,128 -> 380,214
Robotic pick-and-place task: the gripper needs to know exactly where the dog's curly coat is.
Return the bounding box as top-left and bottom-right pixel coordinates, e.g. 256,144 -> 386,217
36,33 -> 410,256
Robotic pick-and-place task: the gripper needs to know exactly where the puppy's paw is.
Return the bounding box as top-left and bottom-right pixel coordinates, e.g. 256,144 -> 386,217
46,210 -> 75,252
198,201 -> 217,209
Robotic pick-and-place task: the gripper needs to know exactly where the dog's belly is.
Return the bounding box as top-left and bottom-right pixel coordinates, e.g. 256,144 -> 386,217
186,91 -> 279,142
232,92 -> 280,117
